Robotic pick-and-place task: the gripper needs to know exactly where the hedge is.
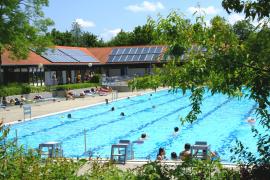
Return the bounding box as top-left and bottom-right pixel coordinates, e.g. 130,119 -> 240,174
48,83 -> 99,91
0,83 -> 99,97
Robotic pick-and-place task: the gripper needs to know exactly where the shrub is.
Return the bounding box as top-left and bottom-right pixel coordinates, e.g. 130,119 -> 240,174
0,83 -> 31,97
50,83 -> 99,91
89,74 -> 100,83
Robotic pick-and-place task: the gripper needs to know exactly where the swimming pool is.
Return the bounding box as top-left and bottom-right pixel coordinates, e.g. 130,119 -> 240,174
8,89 -> 263,162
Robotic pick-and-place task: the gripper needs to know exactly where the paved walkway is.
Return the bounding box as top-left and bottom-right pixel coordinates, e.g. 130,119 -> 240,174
1,89 -> 160,125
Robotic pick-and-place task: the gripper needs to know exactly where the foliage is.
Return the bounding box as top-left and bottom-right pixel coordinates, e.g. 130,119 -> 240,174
89,74 -> 100,83
0,82 -> 99,97
47,28 -> 103,47
129,11 -> 270,167
0,121 -> 266,179
222,0 -> 270,20
0,0 -> 53,82
49,82 -> 99,91
233,20 -> 255,41
0,121 -> 84,179
0,83 -> 31,97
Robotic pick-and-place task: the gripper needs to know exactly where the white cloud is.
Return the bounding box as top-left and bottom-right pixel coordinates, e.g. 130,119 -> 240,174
75,18 -> 95,28
100,28 -> 121,41
187,6 -> 219,15
227,13 -> 245,25
126,1 -> 164,12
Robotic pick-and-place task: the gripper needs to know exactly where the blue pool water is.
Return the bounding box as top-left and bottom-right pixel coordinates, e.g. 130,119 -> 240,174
8,89 -> 263,162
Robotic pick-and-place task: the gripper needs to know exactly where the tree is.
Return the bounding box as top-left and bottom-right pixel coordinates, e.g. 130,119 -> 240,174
0,0 -> 53,83
71,22 -> 82,46
233,20 -> 255,41
81,32 -> 100,47
222,0 -> 270,20
107,30 -> 133,46
130,24 -> 154,45
130,11 -> 270,166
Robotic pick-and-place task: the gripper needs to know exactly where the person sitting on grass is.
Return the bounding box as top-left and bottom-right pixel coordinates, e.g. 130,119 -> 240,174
179,143 -> 191,161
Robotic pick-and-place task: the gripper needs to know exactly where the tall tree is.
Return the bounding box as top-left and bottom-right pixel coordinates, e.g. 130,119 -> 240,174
70,22 -> 82,46
130,24 -> 154,45
0,0 -> 53,83
107,30 -> 132,46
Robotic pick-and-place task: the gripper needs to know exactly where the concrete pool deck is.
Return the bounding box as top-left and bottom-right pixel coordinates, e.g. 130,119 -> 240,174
1,88 -> 165,125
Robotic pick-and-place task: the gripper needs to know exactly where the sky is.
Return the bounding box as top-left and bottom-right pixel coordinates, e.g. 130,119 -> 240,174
43,0 -> 246,41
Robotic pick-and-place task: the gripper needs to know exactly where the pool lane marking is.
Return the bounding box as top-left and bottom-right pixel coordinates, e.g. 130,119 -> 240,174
57,93 -> 192,143
146,98 -> 233,159
14,91 -> 176,140
215,103 -> 257,162
79,95 -> 213,157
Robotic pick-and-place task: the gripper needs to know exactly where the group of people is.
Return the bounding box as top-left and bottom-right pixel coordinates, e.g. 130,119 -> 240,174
65,88 -> 86,100
1,95 -> 26,107
157,143 -> 218,161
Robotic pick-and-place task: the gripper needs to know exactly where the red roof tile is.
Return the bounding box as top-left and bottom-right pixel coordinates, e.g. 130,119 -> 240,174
1,50 -> 51,66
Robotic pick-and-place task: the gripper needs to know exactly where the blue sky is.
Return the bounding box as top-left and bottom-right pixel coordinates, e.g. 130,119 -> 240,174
43,0 -> 245,41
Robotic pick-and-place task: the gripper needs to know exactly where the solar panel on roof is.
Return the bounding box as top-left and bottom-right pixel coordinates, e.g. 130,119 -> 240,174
132,54 -> 141,61
123,48 -> 131,54
129,48 -> 137,54
149,47 -> 156,53
114,55 -> 121,62
126,55 -> 134,61
58,48 -> 98,62
155,47 -> 162,53
120,55 -> 128,61
41,49 -> 78,63
136,48 -> 143,54
111,49 -> 118,55
139,54 -> 146,61
142,47 -> 150,54
145,54 -> 154,61
116,48 -> 125,55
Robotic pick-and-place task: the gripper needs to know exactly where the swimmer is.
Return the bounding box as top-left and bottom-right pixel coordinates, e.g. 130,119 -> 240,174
127,97 -> 130,99
173,127 -> 179,136
150,94 -> 152,96
152,105 -> 156,108
111,107 -> 115,111
247,117 -> 256,123
139,133 -> 147,140
120,112 -> 125,116
67,114 -> 72,118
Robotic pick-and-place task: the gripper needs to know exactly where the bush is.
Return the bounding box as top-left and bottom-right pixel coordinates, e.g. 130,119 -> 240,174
89,74 -> 100,83
0,83 -> 31,97
49,83 -> 99,91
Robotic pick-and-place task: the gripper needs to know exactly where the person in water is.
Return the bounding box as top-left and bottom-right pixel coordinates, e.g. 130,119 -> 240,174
111,107 -> 115,111
173,127 -> 180,136
247,117 -> 256,123
156,148 -> 166,160
67,114 -> 72,118
120,112 -> 125,116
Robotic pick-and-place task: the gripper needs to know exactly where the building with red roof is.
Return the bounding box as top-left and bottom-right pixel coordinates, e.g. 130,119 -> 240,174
1,45 -> 166,85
